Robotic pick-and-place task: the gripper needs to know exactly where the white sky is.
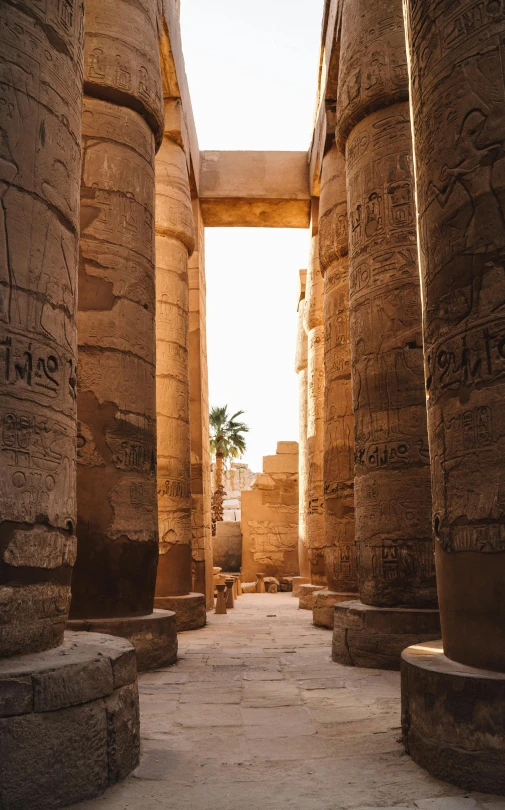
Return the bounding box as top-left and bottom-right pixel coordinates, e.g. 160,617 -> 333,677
180,0 -> 325,472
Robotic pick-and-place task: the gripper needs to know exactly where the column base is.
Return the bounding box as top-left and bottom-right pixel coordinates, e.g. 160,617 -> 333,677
67,610 -> 178,671
292,577 -> 311,597
402,641 -> 505,794
332,600 -> 440,670
154,592 -> 206,631
298,584 -> 326,610
313,590 -> 358,629
0,631 -> 139,810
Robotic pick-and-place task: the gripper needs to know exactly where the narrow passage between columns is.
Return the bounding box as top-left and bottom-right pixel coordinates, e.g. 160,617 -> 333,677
72,594 -> 500,810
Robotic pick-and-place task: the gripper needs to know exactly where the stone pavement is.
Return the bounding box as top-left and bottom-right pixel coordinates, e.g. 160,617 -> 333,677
75,594 -> 505,810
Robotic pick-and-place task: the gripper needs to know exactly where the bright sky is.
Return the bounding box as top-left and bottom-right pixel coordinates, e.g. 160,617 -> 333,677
180,0 -> 325,472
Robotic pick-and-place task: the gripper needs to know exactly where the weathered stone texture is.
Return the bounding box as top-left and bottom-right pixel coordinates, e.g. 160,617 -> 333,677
319,145 -> 357,596
332,601 -> 440,670
84,0 -> 164,146
189,199 -> 214,608
402,642 -> 505,793
155,126 -> 196,601
0,0 -> 84,656
336,0 -> 409,151
404,0 -> 505,671
295,282 -> 311,579
303,235 -> 326,584
345,101 -> 435,609
0,633 -> 139,810
241,448 -> 299,582
213,521 -> 242,572
73,99 -> 158,619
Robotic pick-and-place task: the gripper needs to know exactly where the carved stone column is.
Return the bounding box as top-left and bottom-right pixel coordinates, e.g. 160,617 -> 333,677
303,224 -> 326,585
153,110 -> 206,631
314,144 -> 358,630
331,0 -> 440,668
0,0 -> 82,659
189,199 -> 214,609
401,1 -> 505,792
69,0 -> 178,671
294,270 -> 311,590
0,3 -> 141,806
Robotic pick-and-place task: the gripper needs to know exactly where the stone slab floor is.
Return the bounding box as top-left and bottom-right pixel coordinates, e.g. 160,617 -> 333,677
75,594 -> 505,810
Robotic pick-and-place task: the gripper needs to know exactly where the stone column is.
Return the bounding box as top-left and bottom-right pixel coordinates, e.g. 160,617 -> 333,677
153,108 -> 206,632
69,0 -> 178,671
294,270 -> 311,591
314,144 -> 358,630
331,0 -> 440,669
189,198 -> 214,609
303,219 -> 326,585
0,3 -> 141,805
401,2 -> 505,792
0,0 -> 83,659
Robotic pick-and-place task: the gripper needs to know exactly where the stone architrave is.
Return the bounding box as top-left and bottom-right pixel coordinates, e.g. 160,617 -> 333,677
401,1 -> 505,792
319,144 -> 358,607
70,0 -> 177,669
295,271 -> 311,580
332,0 -> 439,667
303,230 -> 326,585
153,110 -> 206,632
189,198 -> 214,609
0,0 -> 84,658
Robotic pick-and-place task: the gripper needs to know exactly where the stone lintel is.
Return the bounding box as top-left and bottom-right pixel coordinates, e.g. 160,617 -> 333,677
199,151 -> 311,228
332,601 -> 441,671
402,641 -> 505,794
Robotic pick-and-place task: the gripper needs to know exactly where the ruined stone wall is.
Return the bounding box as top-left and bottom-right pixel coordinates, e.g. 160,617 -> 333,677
319,145 -> 357,596
72,0 -> 164,619
241,443 -> 299,582
0,0 -> 85,655
336,0 -> 436,609
213,521 -> 242,572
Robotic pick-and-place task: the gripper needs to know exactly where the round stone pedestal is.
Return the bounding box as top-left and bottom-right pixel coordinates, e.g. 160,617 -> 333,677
313,591 -> 357,629
154,593 -> 206,631
292,577 -> 311,598
298,584 -> 325,610
0,632 -> 139,810
402,641 -> 505,793
67,610 -> 177,671
332,600 -> 440,670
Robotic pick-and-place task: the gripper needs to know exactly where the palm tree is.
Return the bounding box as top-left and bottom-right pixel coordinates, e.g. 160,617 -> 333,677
210,406 -> 248,532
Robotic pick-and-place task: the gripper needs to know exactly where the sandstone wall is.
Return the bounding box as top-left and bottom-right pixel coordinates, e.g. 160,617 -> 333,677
241,443 -> 299,582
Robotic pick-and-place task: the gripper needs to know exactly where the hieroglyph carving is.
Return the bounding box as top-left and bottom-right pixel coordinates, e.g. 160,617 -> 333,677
247,520 -> 298,566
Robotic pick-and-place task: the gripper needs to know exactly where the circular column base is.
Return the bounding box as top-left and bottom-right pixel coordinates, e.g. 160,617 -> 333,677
67,610 -> 177,671
313,591 -> 358,629
332,600 -> 440,670
298,584 -> 326,610
402,640 -> 505,794
154,592 -> 206,631
291,577 -> 311,597
0,631 -> 140,810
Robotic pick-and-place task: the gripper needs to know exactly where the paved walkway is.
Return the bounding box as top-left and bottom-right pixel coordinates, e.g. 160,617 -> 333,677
77,593 -> 505,810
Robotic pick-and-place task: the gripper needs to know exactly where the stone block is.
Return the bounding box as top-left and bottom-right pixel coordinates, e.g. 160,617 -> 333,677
262,454 -> 299,475
33,658 -> 113,712
213,521 -> 242,572
402,641 -> 505,794
106,682 -> 141,785
276,441 -> 299,455
332,601 -> 441,670
0,700 -> 109,810
299,584 -> 325,610
292,577 -> 311,597
312,590 -> 357,629
0,678 -> 33,718
66,612 -> 177,672
154,593 -> 206,632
